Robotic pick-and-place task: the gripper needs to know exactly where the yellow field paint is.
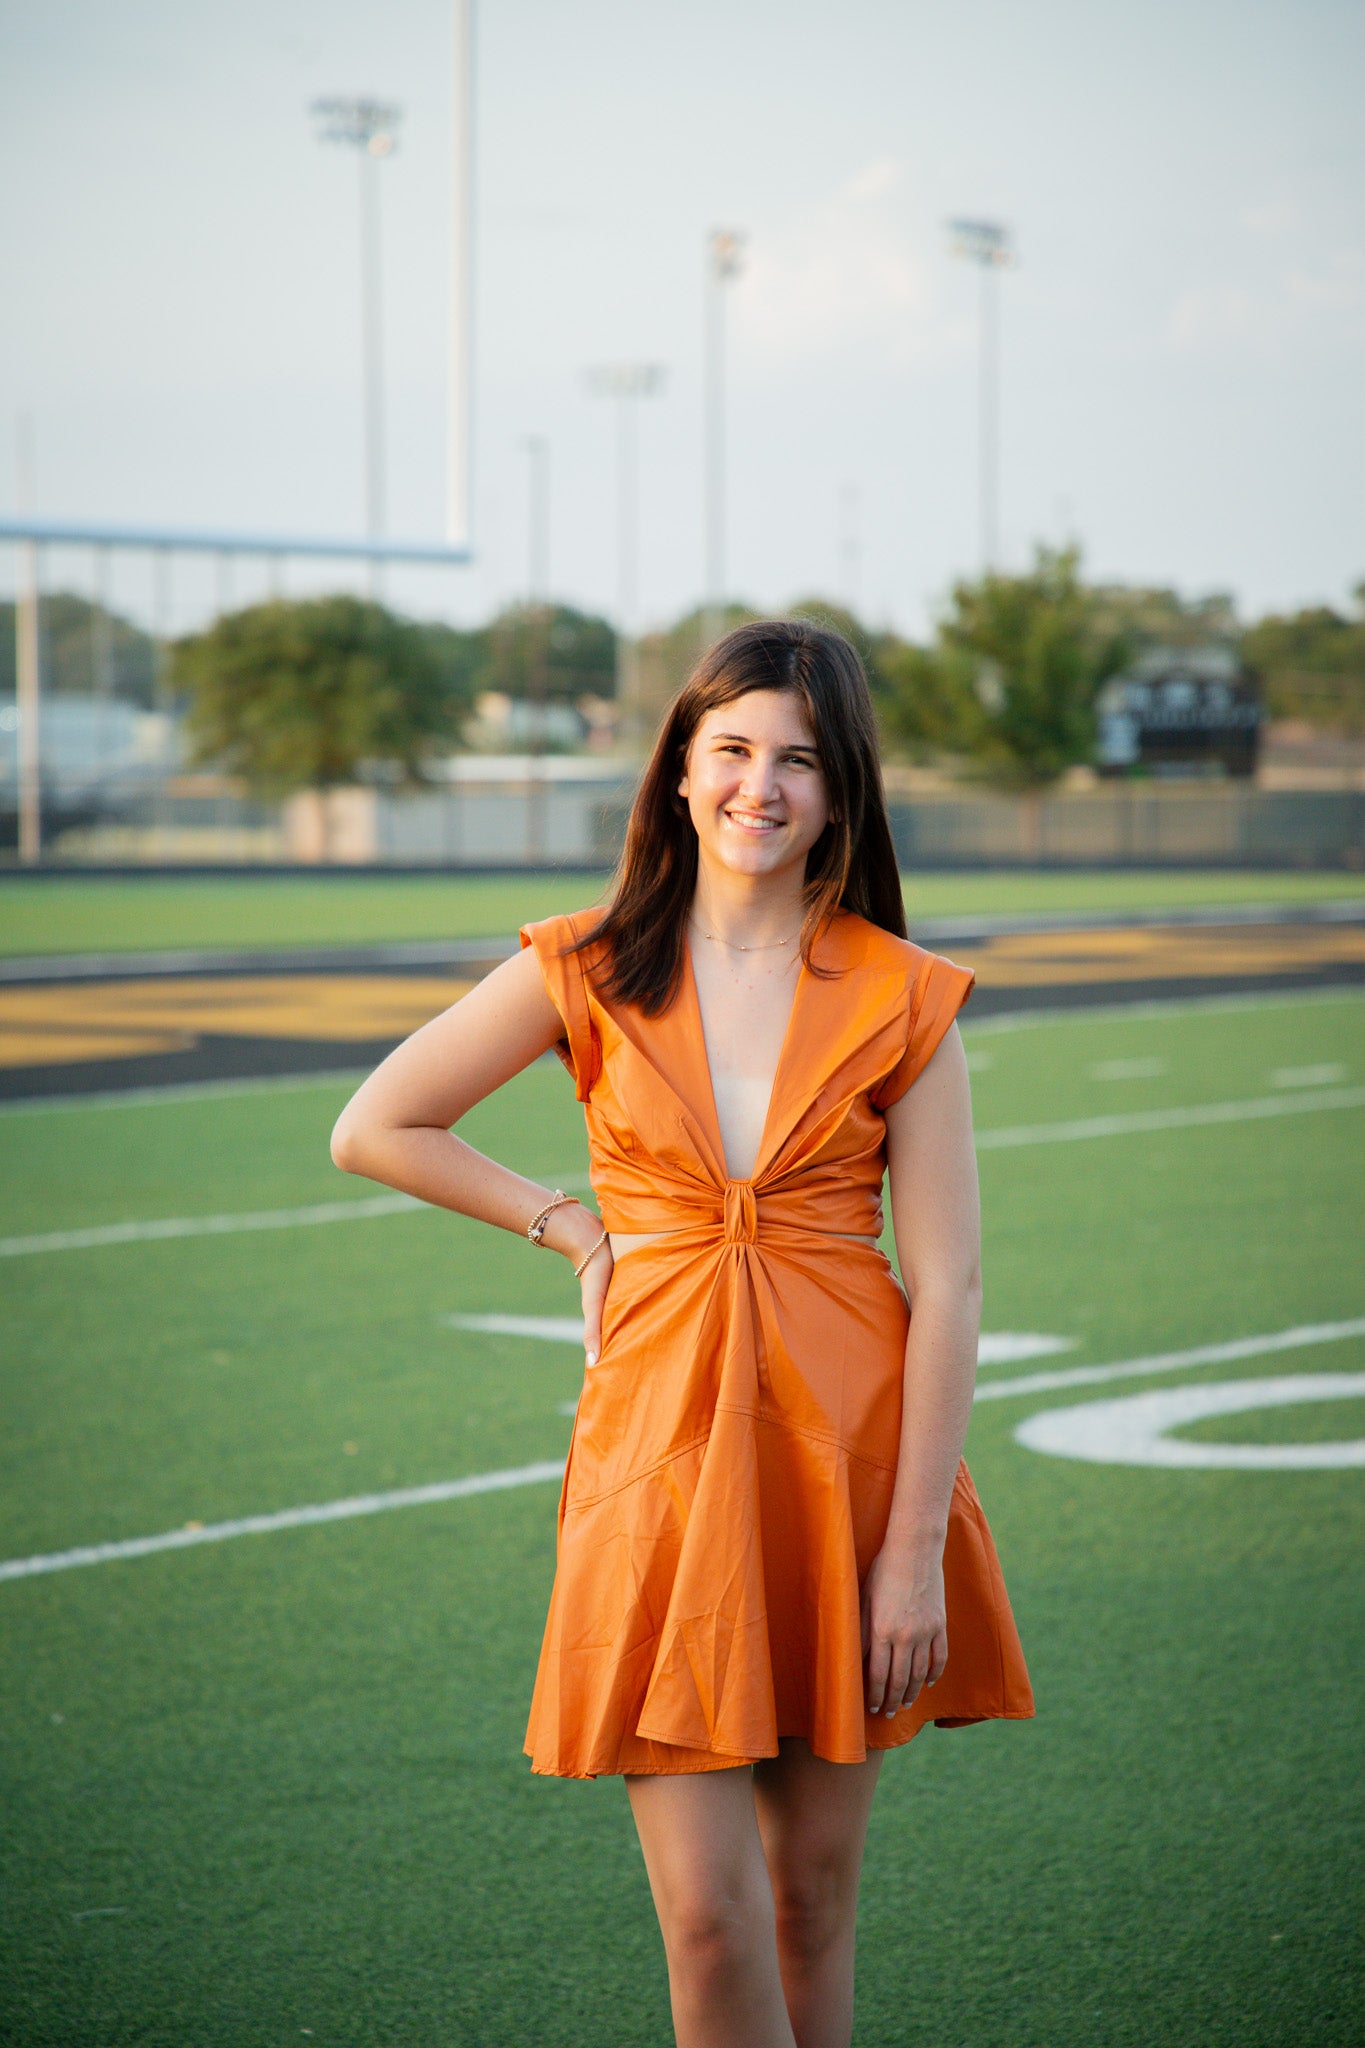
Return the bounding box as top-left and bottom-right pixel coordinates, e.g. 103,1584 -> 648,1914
0,974 -> 475,1068
954,922 -> 1365,986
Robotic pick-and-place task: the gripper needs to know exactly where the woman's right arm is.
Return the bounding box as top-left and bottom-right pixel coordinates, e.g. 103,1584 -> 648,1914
329,945 -> 608,1277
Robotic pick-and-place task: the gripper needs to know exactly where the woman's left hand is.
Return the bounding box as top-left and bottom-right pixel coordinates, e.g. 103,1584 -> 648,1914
860,1544 -> 948,1718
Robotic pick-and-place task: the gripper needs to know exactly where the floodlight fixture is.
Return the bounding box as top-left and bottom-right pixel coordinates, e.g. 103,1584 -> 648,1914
947,217 -> 1013,268
311,96 -> 403,155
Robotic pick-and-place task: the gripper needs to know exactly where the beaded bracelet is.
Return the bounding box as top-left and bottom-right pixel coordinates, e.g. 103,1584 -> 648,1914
527,1189 -> 575,1246
573,1227 -> 610,1280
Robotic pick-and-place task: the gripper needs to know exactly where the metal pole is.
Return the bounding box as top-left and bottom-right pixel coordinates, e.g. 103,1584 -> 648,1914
617,392 -> 639,739
839,482 -> 860,615
15,418 -> 41,864
447,0 -> 474,549
524,433 -> 548,862
359,146 -> 386,596
702,230 -> 744,653
703,252 -> 723,651
947,219 -> 1012,575
16,538 -> 41,865
93,545 -> 113,775
980,262 -> 999,572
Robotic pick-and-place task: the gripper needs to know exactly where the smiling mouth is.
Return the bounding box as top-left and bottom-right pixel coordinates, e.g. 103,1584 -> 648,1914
724,809 -> 783,832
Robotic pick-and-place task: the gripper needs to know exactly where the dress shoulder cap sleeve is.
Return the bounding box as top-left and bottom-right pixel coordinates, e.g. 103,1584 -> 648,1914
869,947 -> 975,1111
519,910 -> 604,1102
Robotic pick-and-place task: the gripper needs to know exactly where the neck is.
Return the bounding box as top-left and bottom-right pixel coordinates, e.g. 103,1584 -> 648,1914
691,861 -> 806,951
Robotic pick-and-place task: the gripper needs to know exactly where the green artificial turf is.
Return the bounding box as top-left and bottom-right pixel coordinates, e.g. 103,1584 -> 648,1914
0,867 -> 1361,958
1,993 -> 1363,2044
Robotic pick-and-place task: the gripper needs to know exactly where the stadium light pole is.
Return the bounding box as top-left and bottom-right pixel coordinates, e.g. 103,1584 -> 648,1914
586,364 -> 665,751
14,416 -> 41,865
522,432 -> 550,859
703,229 -> 745,652
312,95 -> 403,595
947,217 -> 1014,573
448,0 -> 474,550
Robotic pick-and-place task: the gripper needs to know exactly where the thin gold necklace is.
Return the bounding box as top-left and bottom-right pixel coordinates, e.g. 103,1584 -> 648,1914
690,916 -> 798,953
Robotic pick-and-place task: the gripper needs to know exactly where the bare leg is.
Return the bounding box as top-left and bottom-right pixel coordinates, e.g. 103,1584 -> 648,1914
753,1740 -> 884,2048
626,1766 -> 798,2048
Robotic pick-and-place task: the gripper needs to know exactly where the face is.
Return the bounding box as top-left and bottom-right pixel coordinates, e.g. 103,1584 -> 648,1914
677,689 -> 834,881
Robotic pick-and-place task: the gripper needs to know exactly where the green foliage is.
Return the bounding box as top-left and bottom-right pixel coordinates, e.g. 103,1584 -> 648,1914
172,596 -> 468,796
875,547 -> 1120,786
0,591 -> 157,705
1240,585 -> 1365,733
480,603 -> 617,703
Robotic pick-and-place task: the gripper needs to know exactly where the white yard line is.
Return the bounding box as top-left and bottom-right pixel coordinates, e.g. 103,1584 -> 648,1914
5,1084 -> 1362,1261
0,1192 -> 425,1258
973,1317 -> 1365,1403
974,1084 -> 1365,1150
5,1319 -> 1360,1587
0,1462 -> 568,1583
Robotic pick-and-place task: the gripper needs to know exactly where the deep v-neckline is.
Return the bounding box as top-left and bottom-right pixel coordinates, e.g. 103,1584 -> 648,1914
681,930 -> 809,1184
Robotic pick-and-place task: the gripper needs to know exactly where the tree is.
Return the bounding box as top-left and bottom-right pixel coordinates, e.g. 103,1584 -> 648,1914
173,595 -> 467,796
479,603 -> 617,704
1240,586 -> 1365,733
876,547 -> 1120,786
0,591 -> 156,704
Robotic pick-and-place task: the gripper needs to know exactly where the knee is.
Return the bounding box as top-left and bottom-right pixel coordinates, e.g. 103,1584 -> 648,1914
771,1863 -> 855,1970
664,1891 -> 764,1982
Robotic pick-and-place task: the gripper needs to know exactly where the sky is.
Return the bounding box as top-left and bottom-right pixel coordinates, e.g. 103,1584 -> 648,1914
1,0 -> 1362,644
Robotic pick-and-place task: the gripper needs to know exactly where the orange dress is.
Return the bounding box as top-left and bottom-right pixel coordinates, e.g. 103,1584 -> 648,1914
519,906 -> 1034,1779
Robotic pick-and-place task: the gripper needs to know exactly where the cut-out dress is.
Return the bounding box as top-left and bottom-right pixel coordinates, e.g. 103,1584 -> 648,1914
520,907 -> 1034,1778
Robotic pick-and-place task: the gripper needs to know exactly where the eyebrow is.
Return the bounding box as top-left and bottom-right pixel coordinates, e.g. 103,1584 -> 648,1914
711,731 -> 819,751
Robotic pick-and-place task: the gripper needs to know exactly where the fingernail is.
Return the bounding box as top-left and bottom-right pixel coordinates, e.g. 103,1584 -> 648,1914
884,1707 -> 897,1719
585,1350 -> 597,1367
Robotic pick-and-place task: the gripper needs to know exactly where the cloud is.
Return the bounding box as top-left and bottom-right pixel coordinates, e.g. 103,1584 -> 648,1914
1164,249 -> 1364,356
731,160 -> 965,369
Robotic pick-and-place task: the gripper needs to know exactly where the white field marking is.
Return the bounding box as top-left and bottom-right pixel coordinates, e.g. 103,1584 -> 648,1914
962,983 -> 1365,1036
0,1461 -> 568,1583
0,1051 -> 565,1118
1016,1373 -> 1365,1470
445,1312 -> 588,1344
963,1049 -> 994,1073
444,1313 -> 1073,1369
7,1078 -> 1362,1263
0,1178 -> 595,1260
0,1192 -> 424,1258
1270,1062 -> 1347,1089
974,1317 -> 1365,1404
5,1321 -> 1362,1587
1089,1056 -> 1168,1080
0,1069 -> 372,1117
974,1083 -> 1365,1151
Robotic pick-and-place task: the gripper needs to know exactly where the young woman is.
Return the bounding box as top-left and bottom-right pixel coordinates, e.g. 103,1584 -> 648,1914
331,619 -> 1033,2048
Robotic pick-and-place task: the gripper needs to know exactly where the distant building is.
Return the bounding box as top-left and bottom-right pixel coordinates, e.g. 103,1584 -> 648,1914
1095,647 -> 1262,779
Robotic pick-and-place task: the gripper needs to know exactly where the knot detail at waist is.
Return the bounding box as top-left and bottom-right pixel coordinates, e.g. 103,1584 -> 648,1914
723,1181 -> 758,1244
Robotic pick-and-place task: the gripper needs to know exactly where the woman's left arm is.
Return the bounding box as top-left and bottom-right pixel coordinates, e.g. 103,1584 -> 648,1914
862,1019 -> 981,1719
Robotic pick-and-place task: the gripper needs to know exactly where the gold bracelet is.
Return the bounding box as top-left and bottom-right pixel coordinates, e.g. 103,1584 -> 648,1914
572,1227 -> 610,1280
527,1189 -> 575,1246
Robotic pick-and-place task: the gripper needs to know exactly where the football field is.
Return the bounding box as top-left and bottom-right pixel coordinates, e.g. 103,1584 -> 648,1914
2,988 -> 1362,2045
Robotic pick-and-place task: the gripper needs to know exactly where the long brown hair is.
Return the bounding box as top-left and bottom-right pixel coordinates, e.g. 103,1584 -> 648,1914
572,617 -> 905,1014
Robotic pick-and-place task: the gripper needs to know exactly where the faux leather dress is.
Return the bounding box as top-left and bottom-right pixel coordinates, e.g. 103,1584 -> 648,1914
520,907 -> 1034,1778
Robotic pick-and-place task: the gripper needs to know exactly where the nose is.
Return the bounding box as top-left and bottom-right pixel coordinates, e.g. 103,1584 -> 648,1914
736,750 -> 781,805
